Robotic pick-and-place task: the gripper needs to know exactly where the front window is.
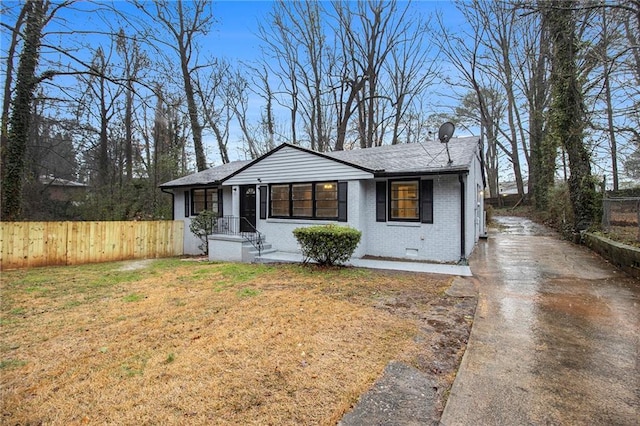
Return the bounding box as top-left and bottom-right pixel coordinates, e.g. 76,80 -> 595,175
390,181 -> 419,220
315,182 -> 338,218
270,181 -> 338,219
270,184 -> 290,216
292,184 -> 313,217
191,188 -> 219,216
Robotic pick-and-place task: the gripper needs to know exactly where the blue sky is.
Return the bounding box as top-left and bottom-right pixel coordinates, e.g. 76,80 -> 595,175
210,1 -> 463,62
211,1 -> 273,61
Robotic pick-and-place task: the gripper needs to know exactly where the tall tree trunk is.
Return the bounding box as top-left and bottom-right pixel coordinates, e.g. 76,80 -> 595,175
124,83 -> 133,181
335,78 -> 367,151
180,46 -> 205,171
1,6 -> 28,164
601,7 -> 619,190
1,0 -> 48,220
98,77 -> 109,188
530,6 -> 554,211
547,0 -> 599,231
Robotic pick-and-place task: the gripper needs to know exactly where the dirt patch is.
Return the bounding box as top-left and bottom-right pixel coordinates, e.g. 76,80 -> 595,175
116,259 -> 156,271
0,260 -> 476,425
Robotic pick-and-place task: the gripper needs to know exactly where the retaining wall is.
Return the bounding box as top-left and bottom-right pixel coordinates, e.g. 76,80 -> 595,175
584,233 -> 640,279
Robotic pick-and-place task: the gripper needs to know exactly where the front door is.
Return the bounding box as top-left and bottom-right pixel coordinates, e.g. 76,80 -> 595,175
239,185 -> 257,232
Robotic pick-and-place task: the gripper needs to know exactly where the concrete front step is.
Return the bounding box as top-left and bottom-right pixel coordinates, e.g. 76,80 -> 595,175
242,241 -> 275,263
254,251 -> 305,264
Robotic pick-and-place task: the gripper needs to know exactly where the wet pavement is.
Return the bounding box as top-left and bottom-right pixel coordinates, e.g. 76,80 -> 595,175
441,216 -> 640,425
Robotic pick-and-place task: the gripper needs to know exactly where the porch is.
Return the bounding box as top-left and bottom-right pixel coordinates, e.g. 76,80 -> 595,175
207,216 -> 275,263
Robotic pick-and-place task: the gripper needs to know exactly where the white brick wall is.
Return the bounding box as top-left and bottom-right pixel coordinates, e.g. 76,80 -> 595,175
254,180 -> 366,255
361,176 -> 463,263
255,177 -> 467,263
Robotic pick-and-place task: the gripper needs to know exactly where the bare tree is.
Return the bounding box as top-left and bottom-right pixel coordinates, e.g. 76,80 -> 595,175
386,17 -> 439,145
134,0 -> 214,171
431,6 -> 502,197
194,59 -> 234,163
257,0 -> 337,151
455,89 -> 505,199
115,29 -> 148,181
333,0 -> 411,149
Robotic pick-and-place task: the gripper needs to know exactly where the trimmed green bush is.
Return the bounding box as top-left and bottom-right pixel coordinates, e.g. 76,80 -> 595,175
293,224 -> 362,266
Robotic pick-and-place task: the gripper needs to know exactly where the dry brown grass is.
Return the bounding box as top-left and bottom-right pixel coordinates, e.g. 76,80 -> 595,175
0,259 -> 454,425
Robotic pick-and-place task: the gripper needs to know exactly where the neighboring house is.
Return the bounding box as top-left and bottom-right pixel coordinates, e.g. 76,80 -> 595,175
160,137 -> 486,264
40,175 -> 88,202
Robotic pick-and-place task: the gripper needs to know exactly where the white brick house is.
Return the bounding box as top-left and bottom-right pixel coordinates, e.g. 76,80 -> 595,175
160,137 -> 486,264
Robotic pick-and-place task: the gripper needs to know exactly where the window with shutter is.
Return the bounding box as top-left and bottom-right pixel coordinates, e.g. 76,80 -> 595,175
421,180 -> 433,223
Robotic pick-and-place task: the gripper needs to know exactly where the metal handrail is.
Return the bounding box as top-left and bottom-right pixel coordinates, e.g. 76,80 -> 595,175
215,216 -> 263,256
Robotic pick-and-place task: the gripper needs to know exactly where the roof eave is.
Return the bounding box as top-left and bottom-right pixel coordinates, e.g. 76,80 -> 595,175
159,180 -> 224,190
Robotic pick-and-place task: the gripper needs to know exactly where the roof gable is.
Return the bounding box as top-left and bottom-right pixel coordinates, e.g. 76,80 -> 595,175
224,144 -> 375,185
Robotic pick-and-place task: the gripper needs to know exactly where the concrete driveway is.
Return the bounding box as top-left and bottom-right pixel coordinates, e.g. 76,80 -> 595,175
441,216 -> 639,425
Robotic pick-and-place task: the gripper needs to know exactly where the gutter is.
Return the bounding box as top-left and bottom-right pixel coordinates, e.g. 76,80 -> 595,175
160,188 -> 175,220
459,173 -> 467,265
374,167 -> 469,178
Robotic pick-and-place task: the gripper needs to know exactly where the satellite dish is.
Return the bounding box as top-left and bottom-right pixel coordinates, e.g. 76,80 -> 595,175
438,122 -> 455,165
438,122 -> 455,143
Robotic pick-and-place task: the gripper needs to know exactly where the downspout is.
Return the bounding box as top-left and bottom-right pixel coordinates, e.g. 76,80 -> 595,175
459,173 -> 467,265
160,188 -> 175,220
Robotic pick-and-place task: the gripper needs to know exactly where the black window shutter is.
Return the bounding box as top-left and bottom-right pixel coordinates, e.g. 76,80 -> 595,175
421,180 -> 434,223
259,186 -> 267,220
376,181 -> 386,222
337,182 -> 348,222
217,188 -> 223,216
184,191 -> 190,217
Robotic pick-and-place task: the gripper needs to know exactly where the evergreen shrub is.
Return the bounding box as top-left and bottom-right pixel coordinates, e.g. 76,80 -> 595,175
293,224 -> 361,266
189,210 -> 218,255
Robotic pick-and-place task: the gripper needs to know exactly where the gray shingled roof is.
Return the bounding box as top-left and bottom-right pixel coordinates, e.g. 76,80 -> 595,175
159,160 -> 251,188
326,136 -> 479,175
160,137 -> 479,188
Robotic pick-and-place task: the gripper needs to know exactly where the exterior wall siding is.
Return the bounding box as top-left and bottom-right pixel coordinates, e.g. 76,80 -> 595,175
224,146 -> 373,185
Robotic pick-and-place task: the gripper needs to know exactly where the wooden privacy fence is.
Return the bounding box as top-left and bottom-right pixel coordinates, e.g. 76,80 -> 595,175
0,221 -> 184,270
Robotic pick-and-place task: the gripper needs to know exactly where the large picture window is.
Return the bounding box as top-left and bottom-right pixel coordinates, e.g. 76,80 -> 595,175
191,187 -> 220,216
390,181 -> 419,220
270,181 -> 341,220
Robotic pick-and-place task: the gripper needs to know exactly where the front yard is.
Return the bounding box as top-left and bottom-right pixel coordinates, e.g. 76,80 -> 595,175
0,259 -> 474,425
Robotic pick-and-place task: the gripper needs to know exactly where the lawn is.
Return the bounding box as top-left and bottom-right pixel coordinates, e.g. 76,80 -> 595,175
0,259 -> 469,425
